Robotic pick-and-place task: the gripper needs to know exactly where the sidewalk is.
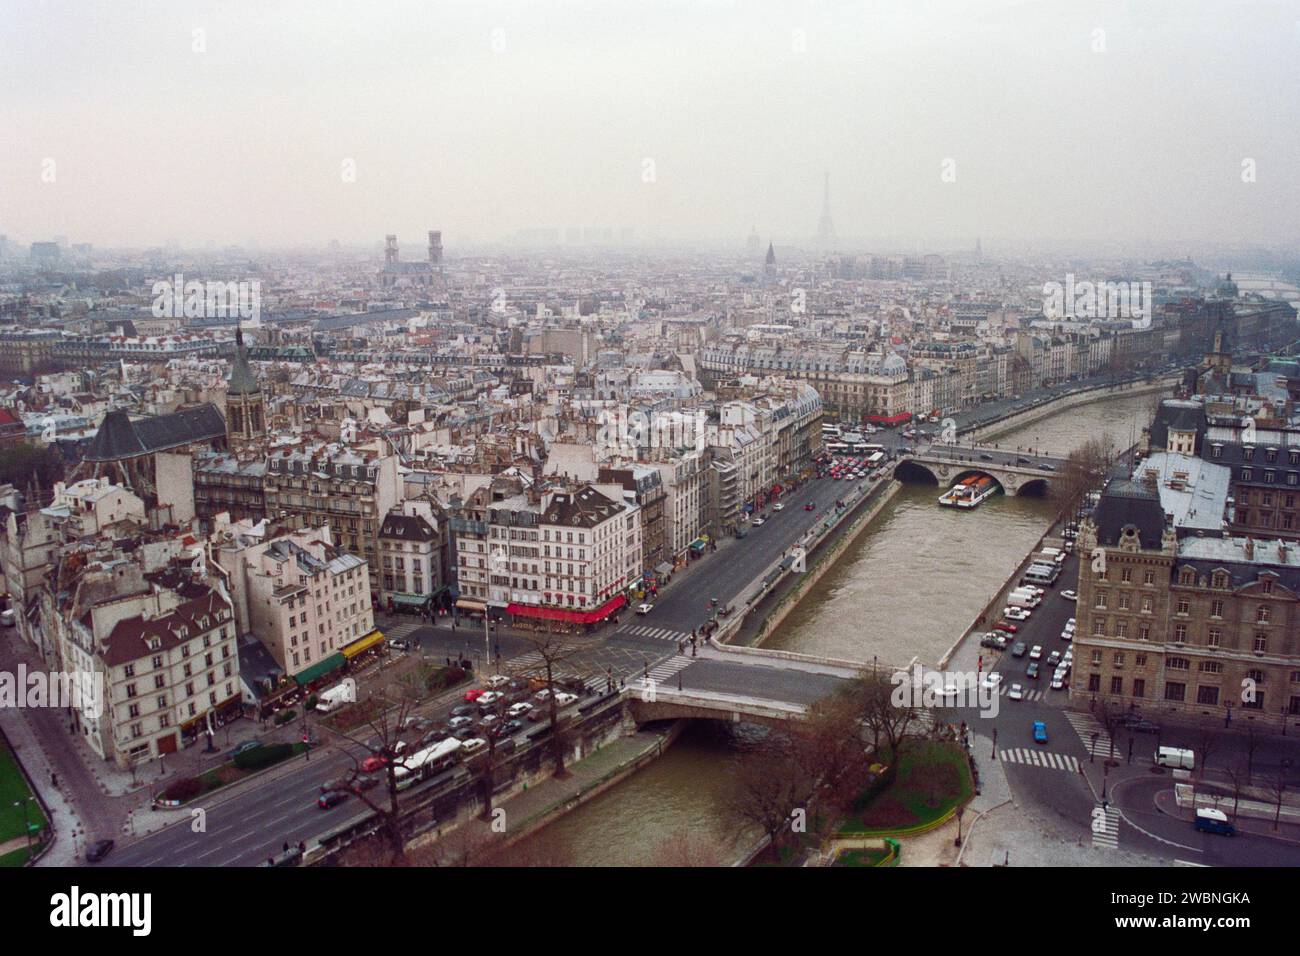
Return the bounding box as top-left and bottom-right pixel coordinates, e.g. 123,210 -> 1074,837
0,697 -> 89,866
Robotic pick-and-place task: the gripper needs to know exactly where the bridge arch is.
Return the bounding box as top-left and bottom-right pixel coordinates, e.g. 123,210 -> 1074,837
892,459 -> 940,486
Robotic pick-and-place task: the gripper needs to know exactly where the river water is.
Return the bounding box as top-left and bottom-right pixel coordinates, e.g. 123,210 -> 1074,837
518,387 -> 1167,866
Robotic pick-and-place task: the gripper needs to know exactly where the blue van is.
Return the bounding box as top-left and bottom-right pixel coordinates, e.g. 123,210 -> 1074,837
1194,808 -> 1236,836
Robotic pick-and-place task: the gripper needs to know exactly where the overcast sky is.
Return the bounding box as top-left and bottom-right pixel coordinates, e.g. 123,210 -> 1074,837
3,0 -> 1299,251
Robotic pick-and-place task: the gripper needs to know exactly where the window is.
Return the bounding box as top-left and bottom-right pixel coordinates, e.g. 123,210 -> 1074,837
1207,628 -> 1221,647
1210,599 -> 1224,618
1257,605 -> 1272,624
1110,676 -> 1123,695
1132,678 -> 1146,699
1254,633 -> 1268,653
1196,686 -> 1220,706
1164,682 -> 1186,702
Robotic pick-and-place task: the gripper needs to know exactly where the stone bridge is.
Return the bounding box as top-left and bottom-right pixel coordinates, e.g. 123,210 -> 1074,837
895,443 -> 1068,497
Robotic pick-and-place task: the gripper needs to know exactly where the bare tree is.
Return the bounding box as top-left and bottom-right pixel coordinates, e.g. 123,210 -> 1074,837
1193,728 -> 1219,776
513,629 -> 583,777
730,730 -> 816,854
648,828 -> 726,867
328,685 -> 424,863
1243,722 -> 1263,784
1266,765 -> 1289,831
1222,763 -> 1249,821
792,691 -> 872,817
852,670 -> 919,780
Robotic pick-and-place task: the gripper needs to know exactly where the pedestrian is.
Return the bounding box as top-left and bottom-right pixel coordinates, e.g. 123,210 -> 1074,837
283,841 -> 290,854
298,841 -> 305,854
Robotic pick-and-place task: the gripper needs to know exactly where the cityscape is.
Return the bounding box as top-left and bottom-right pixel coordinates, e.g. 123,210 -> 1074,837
1,1 -> 1299,914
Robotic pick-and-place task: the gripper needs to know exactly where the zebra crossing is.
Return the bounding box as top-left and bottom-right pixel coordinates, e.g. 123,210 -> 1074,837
998,748 -> 1080,772
997,683 -> 1047,703
636,655 -> 694,691
1091,804 -> 1120,849
1064,711 -> 1115,758
617,624 -> 694,644
501,651 -> 607,693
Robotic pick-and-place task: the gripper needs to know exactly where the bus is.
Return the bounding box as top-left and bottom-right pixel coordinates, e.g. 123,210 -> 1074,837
393,738 -> 463,790
866,451 -> 885,466
825,441 -> 850,455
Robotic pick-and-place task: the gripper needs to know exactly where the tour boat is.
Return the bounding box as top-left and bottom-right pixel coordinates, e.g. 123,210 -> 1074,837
938,474 -> 998,509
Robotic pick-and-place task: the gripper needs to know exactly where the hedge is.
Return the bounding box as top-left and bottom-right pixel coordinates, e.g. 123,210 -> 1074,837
273,709 -> 298,726
233,743 -> 294,771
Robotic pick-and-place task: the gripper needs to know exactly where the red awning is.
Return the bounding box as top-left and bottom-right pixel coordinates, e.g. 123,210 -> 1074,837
506,593 -> 627,625
867,412 -> 912,425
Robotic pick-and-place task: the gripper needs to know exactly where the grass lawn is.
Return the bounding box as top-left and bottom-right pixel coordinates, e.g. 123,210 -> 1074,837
0,844 -> 35,867
0,742 -> 47,843
834,847 -> 892,867
838,740 -> 974,835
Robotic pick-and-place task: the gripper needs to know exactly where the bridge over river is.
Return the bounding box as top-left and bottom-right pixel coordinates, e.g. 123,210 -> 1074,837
898,443 -> 1069,497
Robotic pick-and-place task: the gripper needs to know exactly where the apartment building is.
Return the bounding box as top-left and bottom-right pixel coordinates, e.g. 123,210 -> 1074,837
261,444 -> 399,591
1071,478 -> 1300,730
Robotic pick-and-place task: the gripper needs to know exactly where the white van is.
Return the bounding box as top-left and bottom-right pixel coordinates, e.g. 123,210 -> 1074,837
1154,746 -> 1195,771
0,608 -> 14,627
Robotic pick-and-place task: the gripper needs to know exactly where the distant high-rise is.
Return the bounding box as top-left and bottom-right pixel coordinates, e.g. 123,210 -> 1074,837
816,171 -> 836,248
764,242 -> 777,283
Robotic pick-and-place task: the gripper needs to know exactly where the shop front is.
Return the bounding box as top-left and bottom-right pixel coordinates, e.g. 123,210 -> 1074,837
505,593 -> 628,633
342,629 -> 385,670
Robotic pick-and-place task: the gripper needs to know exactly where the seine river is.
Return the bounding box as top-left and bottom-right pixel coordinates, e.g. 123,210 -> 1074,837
518,388 -> 1166,865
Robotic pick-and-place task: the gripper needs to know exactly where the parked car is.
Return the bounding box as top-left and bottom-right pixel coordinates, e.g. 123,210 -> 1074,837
1118,716 -> 1161,734
85,839 -> 115,863
231,740 -> 261,757
1026,661 -> 1040,679
1003,606 -> 1031,621
1032,721 -> 1048,744
1046,651 -> 1062,667
1194,808 -> 1236,836
804,502 -> 815,511
318,790 -> 349,810
995,620 -> 1019,634
1029,645 -> 1042,660
979,633 -> 1008,649
1049,672 -> 1066,691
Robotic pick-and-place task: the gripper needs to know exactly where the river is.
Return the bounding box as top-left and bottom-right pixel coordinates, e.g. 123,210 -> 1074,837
517,387 -> 1168,865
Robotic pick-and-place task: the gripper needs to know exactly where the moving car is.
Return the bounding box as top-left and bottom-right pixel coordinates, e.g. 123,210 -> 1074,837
1007,683 -> 1025,701
448,716 -> 474,729
477,691 -> 503,706
85,839 -> 115,863
487,675 -> 511,688
1011,642 -> 1028,658
318,790 -> 349,810
751,517 -> 766,526
636,603 -> 654,615
1026,661 -> 1040,679
804,502 -> 815,511
508,702 -> 532,717
980,672 -> 1001,691
554,691 -> 579,706
387,638 -> 410,651
461,738 -> 487,755
1060,589 -> 1078,601
1118,716 -> 1160,734
464,689 -> 486,702
773,502 -> 784,511
1049,671 -> 1066,691
1032,721 -> 1048,744
1046,651 -> 1062,667
361,755 -> 388,773
1029,645 -> 1043,660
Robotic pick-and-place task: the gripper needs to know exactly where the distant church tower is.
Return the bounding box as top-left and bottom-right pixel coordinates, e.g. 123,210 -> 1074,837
226,326 -> 265,448
764,242 -> 777,283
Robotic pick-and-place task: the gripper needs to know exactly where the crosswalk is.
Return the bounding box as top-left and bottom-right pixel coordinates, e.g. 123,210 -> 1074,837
998,748 -> 1080,772
637,655 -> 694,690
997,683 -> 1048,703
617,624 -> 694,644
501,651 -> 607,694
1064,711 -> 1116,759
1091,804 -> 1120,849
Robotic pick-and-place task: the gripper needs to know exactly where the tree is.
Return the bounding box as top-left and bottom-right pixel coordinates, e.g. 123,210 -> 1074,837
851,670 -> 920,779
330,688 -> 423,864
1193,728 -> 1219,776
1243,722 -> 1264,784
730,730 -> 816,854
1223,763 -> 1249,821
1266,765 -> 1289,831
514,629 -> 582,777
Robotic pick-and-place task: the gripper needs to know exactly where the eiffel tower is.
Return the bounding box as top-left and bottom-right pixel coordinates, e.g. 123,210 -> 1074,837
816,171 -> 836,248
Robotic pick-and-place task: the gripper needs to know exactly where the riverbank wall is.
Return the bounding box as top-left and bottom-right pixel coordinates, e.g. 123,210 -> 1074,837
970,376 -> 1177,445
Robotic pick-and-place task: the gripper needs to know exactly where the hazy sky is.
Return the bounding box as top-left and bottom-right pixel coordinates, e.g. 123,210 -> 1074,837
4,0 -> 1299,250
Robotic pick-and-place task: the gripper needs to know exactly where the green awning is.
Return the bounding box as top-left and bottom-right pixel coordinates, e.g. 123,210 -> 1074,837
389,593 -> 428,607
293,652 -> 346,686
